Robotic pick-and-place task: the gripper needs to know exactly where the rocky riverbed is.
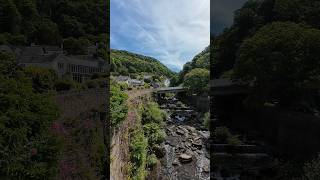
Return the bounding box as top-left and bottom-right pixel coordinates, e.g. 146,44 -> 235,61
158,98 -> 210,180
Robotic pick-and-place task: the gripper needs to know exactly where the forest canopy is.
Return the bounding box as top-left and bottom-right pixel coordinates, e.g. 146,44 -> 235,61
110,49 -> 175,78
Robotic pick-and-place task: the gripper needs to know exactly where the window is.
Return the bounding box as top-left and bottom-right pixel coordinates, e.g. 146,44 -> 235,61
58,63 -> 64,70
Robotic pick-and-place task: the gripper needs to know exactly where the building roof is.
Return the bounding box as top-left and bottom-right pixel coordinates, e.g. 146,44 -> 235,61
128,79 -> 143,84
116,76 -> 130,81
18,53 -> 61,63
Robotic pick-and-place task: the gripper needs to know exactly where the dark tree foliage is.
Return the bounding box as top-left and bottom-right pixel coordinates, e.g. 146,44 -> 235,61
63,37 -> 89,55
184,68 -> 210,95
212,0 -> 320,79
0,52 -> 60,179
0,0 -> 108,46
233,22 -> 320,106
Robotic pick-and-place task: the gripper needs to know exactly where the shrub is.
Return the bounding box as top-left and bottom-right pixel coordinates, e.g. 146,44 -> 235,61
202,112 -> 210,129
147,154 -> 157,168
129,129 -> 148,180
86,79 -> 99,89
143,123 -> 166,147
141,102 -> 166,125
54,79 -> 75,91
23,66 -> 58,93
302,154 -> 320,180
213,127 -> 232,143
176,101 -> 186,108
118,82 -> 129,91
110,83 -> 128,127
227,135 -> 242,146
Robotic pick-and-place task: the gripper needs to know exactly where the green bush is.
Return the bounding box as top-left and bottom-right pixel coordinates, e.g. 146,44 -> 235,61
147,154 -> 157,168
227,135 -> 242,146
129,129 -> 148,180
202,112 -> 210,129
141,102 -> 166,125
54,79 -> 75,91
86,79 -> 99,89
143,123 -> 166,147
110,83 -> 128,127
23,66 -> 58,93
213,127 -> 242,145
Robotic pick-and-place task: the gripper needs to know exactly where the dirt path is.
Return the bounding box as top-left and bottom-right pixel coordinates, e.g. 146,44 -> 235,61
126,89 -> 154,102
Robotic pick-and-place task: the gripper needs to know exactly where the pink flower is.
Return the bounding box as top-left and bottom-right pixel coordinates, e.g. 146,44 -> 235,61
51,121 -> 66,135
30,148 -> 38,156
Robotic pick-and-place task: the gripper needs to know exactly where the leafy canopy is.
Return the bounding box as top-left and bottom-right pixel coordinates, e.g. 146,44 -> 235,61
183,68 -> 210,95
233,22 -> 320,105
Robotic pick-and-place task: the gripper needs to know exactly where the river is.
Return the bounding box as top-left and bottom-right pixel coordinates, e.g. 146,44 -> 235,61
157,96 -> 210,180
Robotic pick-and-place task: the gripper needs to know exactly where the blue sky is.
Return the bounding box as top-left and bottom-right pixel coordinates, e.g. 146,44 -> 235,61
111,0 -> 210,72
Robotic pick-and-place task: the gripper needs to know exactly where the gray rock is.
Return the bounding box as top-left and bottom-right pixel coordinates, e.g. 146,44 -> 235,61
179,154 -> 192,163
172,159 -> 179,166
176,129 -> 185,136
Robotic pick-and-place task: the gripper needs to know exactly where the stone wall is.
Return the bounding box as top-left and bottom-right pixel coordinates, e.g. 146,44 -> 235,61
55,88 -> 108,120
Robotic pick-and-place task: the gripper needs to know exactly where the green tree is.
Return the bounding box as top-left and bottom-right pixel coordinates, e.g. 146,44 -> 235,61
183,68 -> 209,95
60,15 -> 85,38
23,66 -> 58,93
0,52 -> 17,78
63,37 -> 89,55
233,22 -> 320,106
0,0 -> 21,34
0,53 -> 60,179
34,18 -> 61,45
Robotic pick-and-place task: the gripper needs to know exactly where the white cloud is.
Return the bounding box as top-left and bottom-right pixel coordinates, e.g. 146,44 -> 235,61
111,0 -> 210,71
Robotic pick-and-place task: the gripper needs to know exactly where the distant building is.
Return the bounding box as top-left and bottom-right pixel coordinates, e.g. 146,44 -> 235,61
0,44 -> 107,83
116,76 -> 130,82
114,75 -> 144,87
143,75 -> 152,80
128,79 -> 144,87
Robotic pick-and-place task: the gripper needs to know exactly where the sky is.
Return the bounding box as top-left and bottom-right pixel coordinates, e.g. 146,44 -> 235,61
110,0 -> 210,72
211,0 -> 248,35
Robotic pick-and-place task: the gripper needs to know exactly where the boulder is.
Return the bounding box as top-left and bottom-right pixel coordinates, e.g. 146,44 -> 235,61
176,129 -> 185,136
203,165 -> 210,173
179,154 -> 192,163
185,126 -> 196,133
172,159 -> 179,166
192,140 -> 203,149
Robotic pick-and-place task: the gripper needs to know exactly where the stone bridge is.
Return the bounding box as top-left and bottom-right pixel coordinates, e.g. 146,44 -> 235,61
154,79 -> 249,96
